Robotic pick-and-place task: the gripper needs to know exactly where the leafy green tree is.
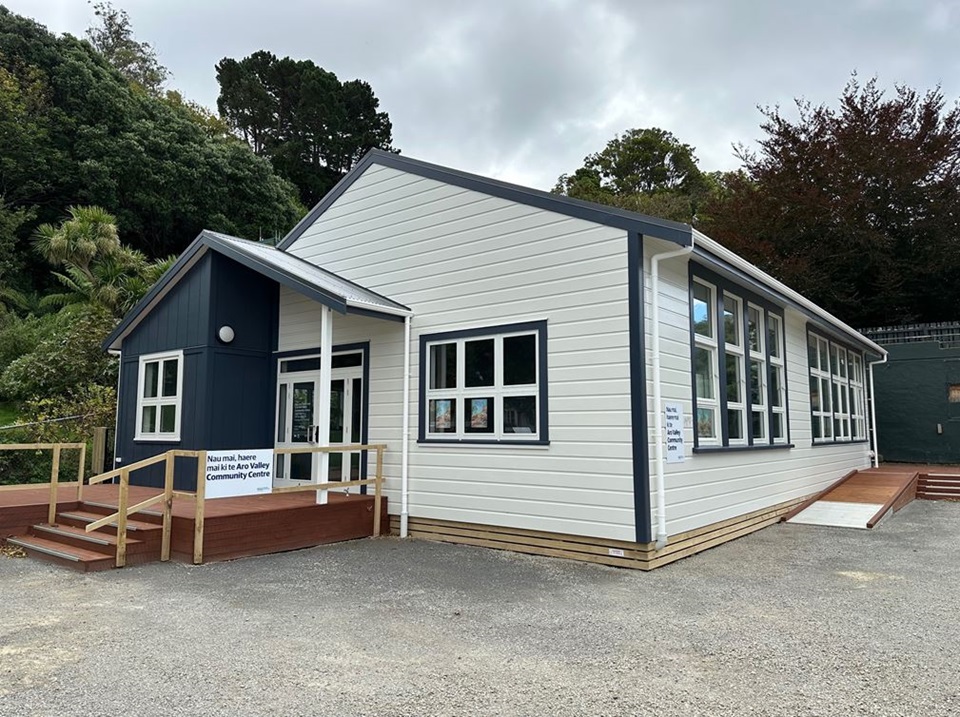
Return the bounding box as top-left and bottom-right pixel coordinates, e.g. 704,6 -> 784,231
701,77 -> 960,326
216,51 -> 396,206
85,1 -> 169,95
0,7 -> 303,286
33,206 -> 173,317
554,128 -> 714,224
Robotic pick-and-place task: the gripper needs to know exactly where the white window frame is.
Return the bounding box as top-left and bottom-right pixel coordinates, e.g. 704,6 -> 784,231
692,280 -> 721,445
135,350 -> 184,442
808,332 -> 867,444
691,275 -> 788,449
424,329 -> 541,442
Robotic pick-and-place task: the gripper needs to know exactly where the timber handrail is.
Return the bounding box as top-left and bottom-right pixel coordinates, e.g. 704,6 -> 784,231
0,442 -> 87,524
84,442 -> 387,568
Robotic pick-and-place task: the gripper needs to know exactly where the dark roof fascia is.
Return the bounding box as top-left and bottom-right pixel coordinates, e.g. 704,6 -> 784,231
205,234 -> 349,314
691,244 -> 881,357
102,231 -> 352,352
278,149 -> 694,251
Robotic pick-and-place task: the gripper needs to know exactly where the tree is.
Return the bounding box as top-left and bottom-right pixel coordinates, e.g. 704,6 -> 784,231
33,206 -> 173,317
554,128 -> 714,224
85,1 -> 169,95
701,77 -> 960,326
0,7 -> 304,282
216,51 -> 396,206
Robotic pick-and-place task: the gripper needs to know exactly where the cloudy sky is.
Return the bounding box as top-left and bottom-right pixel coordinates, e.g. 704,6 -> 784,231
7,0 -> 960,189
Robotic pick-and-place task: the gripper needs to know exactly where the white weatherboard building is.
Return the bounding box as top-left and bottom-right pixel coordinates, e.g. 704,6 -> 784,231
106,150 -> 886,569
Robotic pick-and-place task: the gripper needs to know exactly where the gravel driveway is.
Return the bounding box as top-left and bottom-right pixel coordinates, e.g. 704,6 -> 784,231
2,499 -> 958,716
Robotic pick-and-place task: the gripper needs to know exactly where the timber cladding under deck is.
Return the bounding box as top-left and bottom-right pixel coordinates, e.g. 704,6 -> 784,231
388,496 -> 804,571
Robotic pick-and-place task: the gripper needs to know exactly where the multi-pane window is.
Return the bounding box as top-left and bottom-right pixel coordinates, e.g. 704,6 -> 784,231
136,350 -> 182,441
808,333 -> 866,443
692,277 -> 787,447
422,323 -> 546,442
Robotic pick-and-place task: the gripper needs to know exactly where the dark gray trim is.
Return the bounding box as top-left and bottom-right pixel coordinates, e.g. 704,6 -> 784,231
346,305 -> 407,323
278,149 -> 694,251
805,324 -> 868,447
628,233 -> 651,544
689,264 -> 789,449
417,320 -> 549,445
692,245 -> 880,357
693,443 -> 796,454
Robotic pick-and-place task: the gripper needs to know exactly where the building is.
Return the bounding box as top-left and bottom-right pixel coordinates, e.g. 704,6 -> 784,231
861,323 -> 960,465
103,150 -> 886,569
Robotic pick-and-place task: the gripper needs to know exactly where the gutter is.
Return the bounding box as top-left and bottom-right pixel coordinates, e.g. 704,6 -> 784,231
650,240 -> 695,549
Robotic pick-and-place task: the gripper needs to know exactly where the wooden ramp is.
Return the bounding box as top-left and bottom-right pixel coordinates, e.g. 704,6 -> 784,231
782,468 -> 918,530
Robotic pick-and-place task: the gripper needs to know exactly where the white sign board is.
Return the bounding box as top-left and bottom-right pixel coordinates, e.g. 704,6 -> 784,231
664,402 -> 685,464
205,449 -> 274,499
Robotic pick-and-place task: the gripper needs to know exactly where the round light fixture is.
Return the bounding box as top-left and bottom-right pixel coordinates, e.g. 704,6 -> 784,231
218,325 -> 235,343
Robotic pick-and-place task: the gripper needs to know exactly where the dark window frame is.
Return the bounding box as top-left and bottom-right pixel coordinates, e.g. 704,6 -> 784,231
418,321 -> 549,446
689,265 -> 793,453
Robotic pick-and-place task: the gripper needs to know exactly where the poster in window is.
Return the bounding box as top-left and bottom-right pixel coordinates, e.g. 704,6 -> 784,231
470,398 -> 488,429
434,399 -> 452,430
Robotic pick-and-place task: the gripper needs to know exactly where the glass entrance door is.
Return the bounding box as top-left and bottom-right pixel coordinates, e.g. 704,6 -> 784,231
274,355 -> 364,488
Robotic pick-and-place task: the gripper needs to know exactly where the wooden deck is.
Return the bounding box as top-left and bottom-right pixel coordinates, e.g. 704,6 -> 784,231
0,483 -> 388,568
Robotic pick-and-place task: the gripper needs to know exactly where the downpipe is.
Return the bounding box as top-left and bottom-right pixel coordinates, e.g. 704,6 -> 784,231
400,315 -> 412,537
651,242 -> 694,550
867,353 -> 888,468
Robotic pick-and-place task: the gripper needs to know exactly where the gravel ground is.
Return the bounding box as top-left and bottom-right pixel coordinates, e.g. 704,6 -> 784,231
2,500 -> 959,717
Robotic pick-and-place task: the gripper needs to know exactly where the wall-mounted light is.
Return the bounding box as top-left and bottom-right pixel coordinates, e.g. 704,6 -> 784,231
218,325 -> 235,343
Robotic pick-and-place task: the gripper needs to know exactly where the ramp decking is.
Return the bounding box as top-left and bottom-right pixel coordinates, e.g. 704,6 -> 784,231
784,468 -> 920,529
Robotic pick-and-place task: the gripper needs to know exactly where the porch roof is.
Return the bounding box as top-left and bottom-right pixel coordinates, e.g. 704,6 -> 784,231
103,230 -> 411,351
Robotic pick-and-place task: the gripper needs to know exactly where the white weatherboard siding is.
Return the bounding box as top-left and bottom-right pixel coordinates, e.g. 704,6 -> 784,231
282,164 -> 637,541
644,238 -> 871,537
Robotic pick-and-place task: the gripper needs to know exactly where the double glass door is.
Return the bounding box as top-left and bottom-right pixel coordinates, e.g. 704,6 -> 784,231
274,359 -> 363,488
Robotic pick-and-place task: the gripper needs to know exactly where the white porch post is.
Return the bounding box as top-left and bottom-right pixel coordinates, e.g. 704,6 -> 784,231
316,306 -> 333,504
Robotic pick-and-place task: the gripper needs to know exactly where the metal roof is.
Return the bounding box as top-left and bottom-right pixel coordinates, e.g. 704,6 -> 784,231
103,230 -> 410,351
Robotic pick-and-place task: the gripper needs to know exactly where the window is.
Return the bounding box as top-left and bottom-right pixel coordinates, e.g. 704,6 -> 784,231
136,350 -> 183,441
420,322 -> 547,443
691,276 -> 787,448
808,332 -> 866,443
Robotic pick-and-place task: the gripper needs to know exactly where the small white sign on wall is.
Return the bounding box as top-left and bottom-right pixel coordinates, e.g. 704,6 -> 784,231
205,449 -> 274,499
664,402 -> 685,464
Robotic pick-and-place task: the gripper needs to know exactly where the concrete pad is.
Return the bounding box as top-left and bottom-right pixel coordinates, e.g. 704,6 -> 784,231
787,500 -> 885,529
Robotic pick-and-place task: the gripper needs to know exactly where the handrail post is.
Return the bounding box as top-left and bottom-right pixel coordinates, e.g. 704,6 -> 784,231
116,468 -> 130,568
373,445 -> 384,537
193,451 -> 206,565
76,443 -> 87,503
161,452 -> 174,562
47,445 -> 61,526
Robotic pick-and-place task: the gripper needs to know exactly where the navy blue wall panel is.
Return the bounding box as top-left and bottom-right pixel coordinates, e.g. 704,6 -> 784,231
115,250 -> 278,491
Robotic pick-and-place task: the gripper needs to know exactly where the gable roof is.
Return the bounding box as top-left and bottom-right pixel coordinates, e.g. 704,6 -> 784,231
277,148 -> 695,250
103,230 -> 411,351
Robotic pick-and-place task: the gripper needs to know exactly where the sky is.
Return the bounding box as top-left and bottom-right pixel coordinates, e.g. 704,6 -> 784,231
6,0 -> 960,190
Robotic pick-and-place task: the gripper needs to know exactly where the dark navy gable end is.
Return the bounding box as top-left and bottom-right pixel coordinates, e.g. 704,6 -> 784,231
114,252 -> 278,490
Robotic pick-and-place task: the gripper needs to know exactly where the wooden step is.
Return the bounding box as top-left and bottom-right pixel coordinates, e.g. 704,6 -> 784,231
57,510 -> 163,536
80,500 -> 164,524
29,523 -> 146,556
6,535 -> 115,572
917,475 -> 960,500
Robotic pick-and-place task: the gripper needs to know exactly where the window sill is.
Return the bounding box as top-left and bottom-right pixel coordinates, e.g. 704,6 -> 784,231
693,443 -> 795,454
811,439 -> 870,447
418,438 -> 550,447
134,436 -> 181,443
